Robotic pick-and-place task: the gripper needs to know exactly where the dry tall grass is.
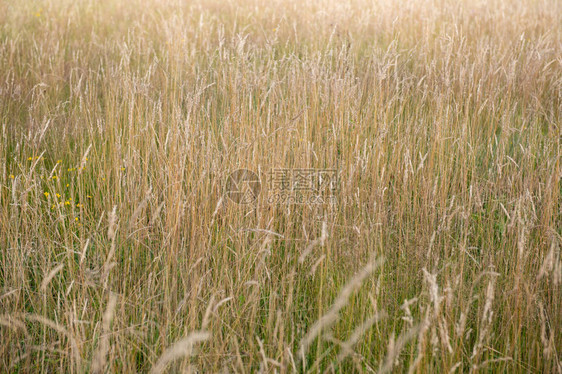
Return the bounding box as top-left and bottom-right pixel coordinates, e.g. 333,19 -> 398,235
0,0 -> 560,372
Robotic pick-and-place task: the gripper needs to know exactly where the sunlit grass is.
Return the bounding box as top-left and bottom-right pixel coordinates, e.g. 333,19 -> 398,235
0,0 -> 560,372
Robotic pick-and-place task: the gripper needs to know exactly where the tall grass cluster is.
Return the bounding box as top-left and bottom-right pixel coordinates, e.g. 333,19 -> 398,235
0,0 -> 560,372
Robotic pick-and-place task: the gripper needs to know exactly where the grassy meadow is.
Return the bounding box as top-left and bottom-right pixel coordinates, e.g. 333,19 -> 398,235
0,0 -> 561,372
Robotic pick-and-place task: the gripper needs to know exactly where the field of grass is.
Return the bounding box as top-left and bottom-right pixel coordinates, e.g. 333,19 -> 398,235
0,0 -> 560,372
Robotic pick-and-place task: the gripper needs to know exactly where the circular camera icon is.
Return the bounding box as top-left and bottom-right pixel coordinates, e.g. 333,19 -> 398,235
225,169 -> 261,204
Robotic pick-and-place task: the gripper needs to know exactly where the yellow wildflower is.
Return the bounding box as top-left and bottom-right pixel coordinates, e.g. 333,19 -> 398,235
9,174 -> 14,179
44,192 -> 49,198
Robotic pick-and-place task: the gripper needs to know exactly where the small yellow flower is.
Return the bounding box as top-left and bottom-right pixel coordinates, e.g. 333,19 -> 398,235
87,195 -> 92,199
9,174 -> 14,179
121,167 -> 125,171
57,160 -> 62,164
44,192 -> 49,198
28,157 -> 33,161
65,201 -> 71,206
51,176 -> 58,180
69,197 -> 72,201
76,203 -> 82,207
102,177 -> 106,181
75,217 -> 79,221
56,193 -> 61,198
66,184 -> 70,187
